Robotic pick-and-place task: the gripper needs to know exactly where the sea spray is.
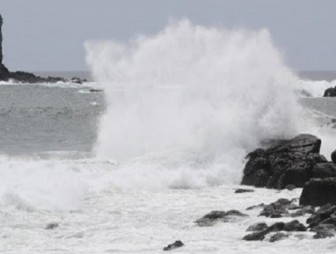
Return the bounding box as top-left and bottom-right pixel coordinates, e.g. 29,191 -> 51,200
85,20 -> 300,187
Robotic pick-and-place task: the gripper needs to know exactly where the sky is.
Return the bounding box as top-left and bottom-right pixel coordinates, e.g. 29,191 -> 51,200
0,0 -> 335,72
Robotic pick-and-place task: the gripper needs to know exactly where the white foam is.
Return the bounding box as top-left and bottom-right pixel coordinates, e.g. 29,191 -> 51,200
85,20 -> 301,188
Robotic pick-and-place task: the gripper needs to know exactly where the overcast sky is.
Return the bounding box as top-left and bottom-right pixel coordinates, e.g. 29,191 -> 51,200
0,0 -> 335,71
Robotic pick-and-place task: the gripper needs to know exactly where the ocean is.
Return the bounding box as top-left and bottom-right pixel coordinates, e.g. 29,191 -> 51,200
2,20 -> 336,253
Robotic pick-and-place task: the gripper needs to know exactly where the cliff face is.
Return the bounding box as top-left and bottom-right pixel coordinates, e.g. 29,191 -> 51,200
0,14 -> 3,63
0,14 -> 9,80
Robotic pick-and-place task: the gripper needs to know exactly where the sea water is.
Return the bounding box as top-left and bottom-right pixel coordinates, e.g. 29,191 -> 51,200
2,20 -> 336,253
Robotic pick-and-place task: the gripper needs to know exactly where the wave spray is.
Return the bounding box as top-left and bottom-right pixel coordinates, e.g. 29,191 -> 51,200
85,20 -> 300,188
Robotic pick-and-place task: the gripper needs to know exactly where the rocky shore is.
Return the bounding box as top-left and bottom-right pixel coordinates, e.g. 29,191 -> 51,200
0,14 -> 86,84
164,133 -> 336,250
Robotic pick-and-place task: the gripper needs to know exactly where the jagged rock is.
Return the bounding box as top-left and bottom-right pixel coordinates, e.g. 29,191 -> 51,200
290,206 -> 315,217
195,210 -> 248,226
45,223 -> 59,230
246,222 -> 268,232
331,150 -> 336,163
0,14 -> 70,83
241,134 -> 323,189
243,222 -> 284,241
246,203 -> 265,211
283,220 -> 306,231
234,188 -> 254,194
163,240 -> 184,251
89,88 -> 103,93
243,230 -> 267,241
324,87 -> 336,97
259,198 -> 292,218
306,204 -> 336,227
71,77 -> 82,84
311,163 -> 336,178
300,178 -> 336,207
269,232 -> 289,242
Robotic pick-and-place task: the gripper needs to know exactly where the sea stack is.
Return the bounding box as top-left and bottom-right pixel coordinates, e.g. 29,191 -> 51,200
0,14 -> 10,80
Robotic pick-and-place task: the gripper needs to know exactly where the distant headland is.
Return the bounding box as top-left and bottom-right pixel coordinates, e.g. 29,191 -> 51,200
0,14 -> 86,84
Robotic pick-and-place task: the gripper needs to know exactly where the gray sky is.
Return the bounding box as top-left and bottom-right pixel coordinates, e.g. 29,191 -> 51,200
1,0 -> 335,71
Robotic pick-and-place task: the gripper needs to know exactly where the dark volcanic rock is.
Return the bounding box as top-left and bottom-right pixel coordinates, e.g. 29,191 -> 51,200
0,15 -> 9,81
306,204 -> 336,227
243,230 -> 267,241
300,178 -> 336,207
331,150 -> 336,163
45,223 -> 59,230
246,203 -> 265,211
269,232 -> 289,242
163,240 -> 184,251
290,206 -> 315,217
0,14 -> 71,84
311,163 -> 336,178
244,220 -> 306,242
259,199 -> 292,218
234,188 -> 254,194
324,87 -> 336,97
241,134 -> 323,189
283,220 -> 306,231
246,222 -> 268,232
195,210 -> 248,226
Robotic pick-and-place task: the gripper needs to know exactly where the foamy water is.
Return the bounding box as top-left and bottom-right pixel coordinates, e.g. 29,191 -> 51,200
1,20 -> 336,253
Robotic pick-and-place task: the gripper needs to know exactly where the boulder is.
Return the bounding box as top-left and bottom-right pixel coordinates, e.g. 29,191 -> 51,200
311,163 -> 336,178
195,210 -> 247,226
259,198 -> 292,218
234,188 -> 254,194
283,220 -> 306,231
241,134 -> 323,189
246,222 -> 268,232
300,178 -> 336,207
331,149 -> 336,163
269,232 -> 289,242
324,87 -> 336,97
45,223 -> 59,230
163,240 -> 184,251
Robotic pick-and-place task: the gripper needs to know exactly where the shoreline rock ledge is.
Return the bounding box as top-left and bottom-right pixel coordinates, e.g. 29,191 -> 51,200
0,14 -> 85,83
241,134 -> 330,189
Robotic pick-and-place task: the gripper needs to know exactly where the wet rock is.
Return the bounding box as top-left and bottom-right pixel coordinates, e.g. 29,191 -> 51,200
163,240 -> 184,251
331,150 -> 336,163
311,163 -> 336,178
45,223 -> 59,230
241,134 -> 322,189
243,222 -> 284,241
195,210 -> 248,226
243,230 -> 267,241
300,178 -> 336,207
89,88 -> 103,93
259,199 -> 292,218
283,220 -> 306,231
246,203 -> 265,211
269,232 -> 289,242
234,188 -> 254,194
246,222 -> 268,232
306,204 -> 336,227
71,77 -> 83,84
324,87 -> 336,97
285,184 -> 296,191
290,206 -> 315,217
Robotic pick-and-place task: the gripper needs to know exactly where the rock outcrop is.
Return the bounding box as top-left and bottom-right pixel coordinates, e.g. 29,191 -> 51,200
0,14 -> 86,84
324,87 -> 336,97
0,15 -> 10,81
241,134 -> 326,189
300,178 -> 336,206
